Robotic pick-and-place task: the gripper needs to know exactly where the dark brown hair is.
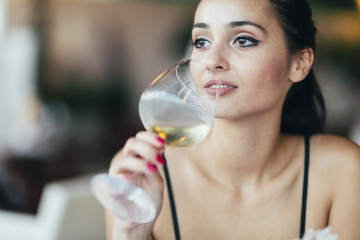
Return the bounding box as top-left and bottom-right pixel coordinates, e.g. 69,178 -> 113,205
269,0 -> 326,134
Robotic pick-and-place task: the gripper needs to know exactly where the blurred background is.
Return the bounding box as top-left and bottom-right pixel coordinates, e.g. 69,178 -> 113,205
0,0 -> 359,239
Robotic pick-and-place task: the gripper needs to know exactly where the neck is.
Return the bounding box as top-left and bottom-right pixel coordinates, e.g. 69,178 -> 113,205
192,112 -> 286,190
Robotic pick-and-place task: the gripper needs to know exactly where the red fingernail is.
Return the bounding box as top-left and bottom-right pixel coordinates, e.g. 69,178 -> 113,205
147,163 -> 158,172
156,137 -> 165,144
124,173 -> 132,180
156,154 -> 166,165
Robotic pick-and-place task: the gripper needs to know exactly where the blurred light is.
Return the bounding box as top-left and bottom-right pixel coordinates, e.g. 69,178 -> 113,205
357,0 -> 360,11
315,10 -> 360,45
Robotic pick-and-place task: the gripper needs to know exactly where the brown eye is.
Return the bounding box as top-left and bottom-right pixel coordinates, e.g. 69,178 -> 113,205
237,38 -> 247,45
192,38 -> 210,49
233,36 -> 260,48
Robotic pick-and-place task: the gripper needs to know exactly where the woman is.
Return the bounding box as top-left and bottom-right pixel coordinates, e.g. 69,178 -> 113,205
106,0 -> 360,239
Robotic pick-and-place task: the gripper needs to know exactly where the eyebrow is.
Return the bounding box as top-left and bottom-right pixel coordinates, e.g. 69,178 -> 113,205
193,21 -> 266,33
193,22 -> 209,29
229,21 -> 266,33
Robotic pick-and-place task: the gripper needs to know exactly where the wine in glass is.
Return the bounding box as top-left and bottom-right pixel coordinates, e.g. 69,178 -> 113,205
91,58 -> 220,223
139,58 -> 219,146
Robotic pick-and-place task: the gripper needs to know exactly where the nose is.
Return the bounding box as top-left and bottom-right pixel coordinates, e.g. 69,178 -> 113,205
205,44 -> 230,72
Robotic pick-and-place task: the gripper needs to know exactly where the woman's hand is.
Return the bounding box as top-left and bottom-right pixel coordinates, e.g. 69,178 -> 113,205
107,131 -> 166,239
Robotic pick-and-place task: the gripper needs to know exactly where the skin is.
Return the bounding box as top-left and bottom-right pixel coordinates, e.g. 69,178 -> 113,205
106,0 -> 360,239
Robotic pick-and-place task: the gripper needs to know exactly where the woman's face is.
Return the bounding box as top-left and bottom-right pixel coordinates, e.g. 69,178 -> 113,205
191,0 -> 294,120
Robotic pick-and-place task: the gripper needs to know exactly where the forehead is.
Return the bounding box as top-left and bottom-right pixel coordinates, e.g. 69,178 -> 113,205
194,0 -> 276,28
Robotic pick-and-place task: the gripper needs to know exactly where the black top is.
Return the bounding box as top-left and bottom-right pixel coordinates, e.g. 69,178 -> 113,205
161,135 -> 310,240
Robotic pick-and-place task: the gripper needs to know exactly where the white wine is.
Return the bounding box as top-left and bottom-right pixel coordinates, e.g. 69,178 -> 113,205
139,91 -> 213,127
148,124 -> 211,147
139,91 -> 212,125
139,90 -> 215,147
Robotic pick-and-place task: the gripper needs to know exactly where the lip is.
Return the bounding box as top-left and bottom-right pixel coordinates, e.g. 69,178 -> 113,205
205,80 -> 238,96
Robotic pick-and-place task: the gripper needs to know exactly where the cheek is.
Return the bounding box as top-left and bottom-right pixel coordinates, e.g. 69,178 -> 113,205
242,54 -> 290,107
260,58 -> 289,89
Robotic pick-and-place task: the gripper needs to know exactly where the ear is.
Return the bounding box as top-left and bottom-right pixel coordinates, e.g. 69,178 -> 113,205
289,48 -> 314,83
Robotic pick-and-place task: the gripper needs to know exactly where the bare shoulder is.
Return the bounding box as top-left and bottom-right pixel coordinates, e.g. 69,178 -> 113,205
307,134 -> 360,195
311,133 -> 360,149
310,134 -> 360,166
310,135 -> 360,239
304,134 -> 360,191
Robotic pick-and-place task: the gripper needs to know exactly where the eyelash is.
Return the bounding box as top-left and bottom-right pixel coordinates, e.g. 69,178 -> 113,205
191,36 -> 260,49
191,38 -> 209,49
233,36 -> 260,48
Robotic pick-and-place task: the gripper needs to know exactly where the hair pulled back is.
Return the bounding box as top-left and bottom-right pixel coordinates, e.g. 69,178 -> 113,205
269,0 -> 326,134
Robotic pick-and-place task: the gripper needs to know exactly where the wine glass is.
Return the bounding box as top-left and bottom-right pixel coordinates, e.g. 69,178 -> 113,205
91,58 -> 220,223
139,58 -> 220,146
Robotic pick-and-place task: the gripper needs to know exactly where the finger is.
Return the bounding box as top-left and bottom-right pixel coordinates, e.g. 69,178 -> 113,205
123,137 -> 166,165
135,131 -> 166,149
109,155 -> 159,176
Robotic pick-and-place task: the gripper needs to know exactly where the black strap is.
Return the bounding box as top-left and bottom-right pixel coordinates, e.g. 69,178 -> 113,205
163,137 -> 310,240
163,159 -> 181,240
300,135 -> 310,238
